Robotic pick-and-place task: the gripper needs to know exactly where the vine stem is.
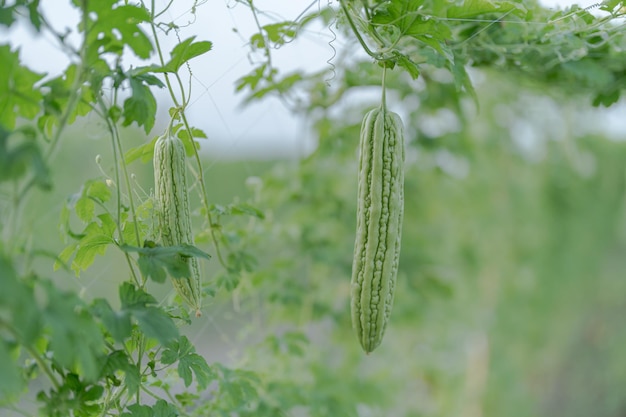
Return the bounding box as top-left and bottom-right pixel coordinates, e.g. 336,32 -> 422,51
339,0 -> 382,60
148,0 -> 228,268
108,108 -> 142,249
96,97 -> 141,286
245,0 -> 297,110
248,0 -> 273,68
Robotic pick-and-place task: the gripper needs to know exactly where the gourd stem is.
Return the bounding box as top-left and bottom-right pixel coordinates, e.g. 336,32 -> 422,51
381,65 -> 387,111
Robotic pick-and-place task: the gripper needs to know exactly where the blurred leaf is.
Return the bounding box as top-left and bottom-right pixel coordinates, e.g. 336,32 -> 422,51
0,341 -> 22,402
101,350 -> 140,395
124,136 -> 158,164
0,125 -> 50,189
161,36 -> 213,73
251,21 -> 297,49
121,242 -> 210,283
592,90 -> 620,107
161,336 -> 213,389
75,196 -> 95,223
121,400 -> 178,417
177,126 -> 205,156
86,4 -> 152,59
71,225 -> 115,275
86,179 -> 112,203
0,45 -> 44,129
215,270 -> 240,291
394,53 -> 420,79
119,283 -> 178,344
0,260 -> 42,345
446,0 -> 525,18
91,299 -> 132,342
122,77 -> 157,134
41,280 -> 105,382
231,202 -> 265,219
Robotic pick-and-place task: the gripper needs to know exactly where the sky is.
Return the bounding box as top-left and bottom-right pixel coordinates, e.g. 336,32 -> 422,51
0,0 -> 623,159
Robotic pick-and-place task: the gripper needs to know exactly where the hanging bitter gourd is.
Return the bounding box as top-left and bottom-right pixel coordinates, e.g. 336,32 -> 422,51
351,106 -> 405,353
153,128 -> 202,316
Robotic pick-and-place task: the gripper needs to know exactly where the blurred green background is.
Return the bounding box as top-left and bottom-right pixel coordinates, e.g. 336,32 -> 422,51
19,63 -> 626,417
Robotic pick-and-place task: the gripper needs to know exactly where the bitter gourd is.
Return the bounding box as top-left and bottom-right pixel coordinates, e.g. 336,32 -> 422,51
153,129 -> 202,316
351,106 -> 405,353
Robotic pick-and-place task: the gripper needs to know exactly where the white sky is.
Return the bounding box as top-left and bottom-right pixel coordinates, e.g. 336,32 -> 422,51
0,0 -> 622,159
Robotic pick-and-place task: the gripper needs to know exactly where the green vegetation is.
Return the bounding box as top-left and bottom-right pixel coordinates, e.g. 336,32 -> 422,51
2,1 -> 626,416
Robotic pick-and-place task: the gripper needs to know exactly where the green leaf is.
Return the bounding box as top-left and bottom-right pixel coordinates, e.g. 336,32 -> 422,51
122,400 -> 178,417
214,365 -> 261,407
177,127 -> 205,156
88,4 -> 153,59
71,230 -> 115,275
121,404 -> 152,417
153,400 -> 179,417
283,331 -> 309,356
54,242 -> 77,271
449,53 -> 477,102
162,36 -> 213,73
215,270 -> 240,292
446,0 -> 525,19
121,243 -> 210,283
119,281 -> 159,308
0,125 -> 50,189
82,385 -> 104,402
136,252 -> 168,283
27,0 -> 42,31
0,45 -> 45,129
394,53 -> 420,79
0,256 -> 43,345
91,298 -> 132,342
161,336 -> 213,389
229,202 -> 265,219
123,77 -> 157,134
119,283 -> 179,344
263,22 -> 297,44
39,63 -> 93,134
251,21 -> 297,49
132,307 -> 179,345
126,68 -> 166,88
41,280 -> 105,382
101,350 -> 141,395
372,0 -> 426,35
592,90 -> 620,107
0,5 -> 17,27
98,213 -> 117,238
124,136 -> 158,164
235,64 -> 267,93
244,71 -> 303,103
0,257 -> 41,401
86,180 -> 112,203
0,341 -> 22,402
75,196 -> 95,223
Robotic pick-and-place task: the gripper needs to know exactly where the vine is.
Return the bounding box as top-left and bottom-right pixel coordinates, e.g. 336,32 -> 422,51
2,0 -> 626,416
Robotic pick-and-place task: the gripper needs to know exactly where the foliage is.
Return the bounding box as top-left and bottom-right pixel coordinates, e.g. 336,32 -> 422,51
2,1 -> 626,416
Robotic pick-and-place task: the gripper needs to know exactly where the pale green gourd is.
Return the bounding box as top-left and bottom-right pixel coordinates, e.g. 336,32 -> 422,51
351,106 -> 405,353
153,129 -> 202,316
